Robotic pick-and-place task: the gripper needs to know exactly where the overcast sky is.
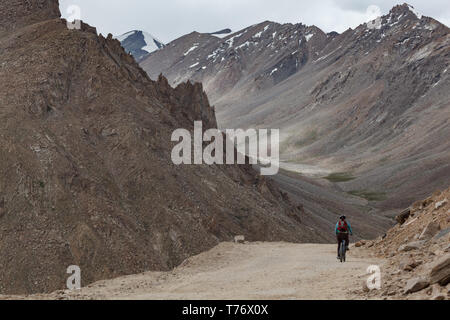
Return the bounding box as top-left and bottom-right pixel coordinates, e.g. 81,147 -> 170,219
59,0 -> 450,43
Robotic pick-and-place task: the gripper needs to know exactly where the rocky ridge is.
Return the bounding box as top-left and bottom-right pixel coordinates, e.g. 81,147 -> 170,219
0,0 -> 320,294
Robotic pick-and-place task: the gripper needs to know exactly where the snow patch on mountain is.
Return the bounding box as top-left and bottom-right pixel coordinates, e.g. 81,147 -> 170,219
184,44 -> 199,56
116,31 -> 134,42
142,33 -> 164,52
237,41 -> 252,49
226,31 -> 246,48
254,31 -> 263,38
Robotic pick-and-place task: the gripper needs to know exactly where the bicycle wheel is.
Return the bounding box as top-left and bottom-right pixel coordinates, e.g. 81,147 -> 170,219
340,240 -> 346,263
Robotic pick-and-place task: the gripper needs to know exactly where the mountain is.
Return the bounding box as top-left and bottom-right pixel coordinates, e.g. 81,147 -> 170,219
141,3 -> 450,211
116,30 -> 165,61
0,0 -> 324,295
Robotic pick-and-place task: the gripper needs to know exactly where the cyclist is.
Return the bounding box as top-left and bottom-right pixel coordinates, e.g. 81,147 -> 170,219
335,215 -> 353,259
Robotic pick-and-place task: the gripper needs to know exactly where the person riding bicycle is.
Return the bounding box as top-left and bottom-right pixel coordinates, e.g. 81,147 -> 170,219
335,215 -> 353,259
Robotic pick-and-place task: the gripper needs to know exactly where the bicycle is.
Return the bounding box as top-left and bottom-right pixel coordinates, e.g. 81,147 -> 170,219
338,231 -> 349,263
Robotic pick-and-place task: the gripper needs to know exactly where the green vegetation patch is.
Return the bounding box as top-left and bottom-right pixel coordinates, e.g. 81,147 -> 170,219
324,172 -> 356,183
348,190 -> 387,202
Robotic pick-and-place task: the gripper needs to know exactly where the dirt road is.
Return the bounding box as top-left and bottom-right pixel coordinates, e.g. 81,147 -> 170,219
7,242 -> 384,300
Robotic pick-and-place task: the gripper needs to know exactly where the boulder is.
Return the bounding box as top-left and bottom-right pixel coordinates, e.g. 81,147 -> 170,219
419,221 -> 441,240
398,241 -> 425,252
429,254 -> 450,286
362,281 -> 370,293
396,208 -> 411,225
355,240 -> 367,247
435,227 -> 450,240
404,278 -> 430,294
412,201 -> 423,210
429,284 -> 446,300
435,199 -> 448,210
399,258 -> 422,271
387,290 -> 397,296
391,269 -> 401,275
432,293 -> 446,300
234,235 -> 245,244
403,218 -> 418,227
422,198 -> 434,208
433,190 -> 442,197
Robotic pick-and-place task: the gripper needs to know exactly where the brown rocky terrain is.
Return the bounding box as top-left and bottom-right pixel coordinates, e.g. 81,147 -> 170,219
353,187 -> 450,300
1,187 -> 447,300
142,4 -> 450,212
0,0 -> 324,295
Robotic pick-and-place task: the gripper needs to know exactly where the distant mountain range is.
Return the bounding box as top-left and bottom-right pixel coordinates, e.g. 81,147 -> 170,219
140,3 -> 450,210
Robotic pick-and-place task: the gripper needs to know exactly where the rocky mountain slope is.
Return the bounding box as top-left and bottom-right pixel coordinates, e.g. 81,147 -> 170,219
0,0 -> 323,295
141,4 -> 450,211
355,188 -> 449,300
116,30 -> 165,62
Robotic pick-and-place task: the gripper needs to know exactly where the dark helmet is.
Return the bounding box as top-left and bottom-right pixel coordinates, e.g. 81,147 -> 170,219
340,215 -> 346,220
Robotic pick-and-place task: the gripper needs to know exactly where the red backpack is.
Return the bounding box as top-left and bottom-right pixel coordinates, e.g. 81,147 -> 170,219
338,220 -> 348,232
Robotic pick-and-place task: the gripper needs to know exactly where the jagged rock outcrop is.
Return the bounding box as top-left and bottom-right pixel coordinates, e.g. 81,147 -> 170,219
0,0 -> 320,294
430,255 -> 450,286
355,188 -> 450,299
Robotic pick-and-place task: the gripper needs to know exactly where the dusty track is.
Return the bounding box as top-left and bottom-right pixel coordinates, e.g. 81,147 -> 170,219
4,242 -> 385,300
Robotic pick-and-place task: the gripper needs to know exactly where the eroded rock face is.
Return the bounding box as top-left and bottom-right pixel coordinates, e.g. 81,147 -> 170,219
419,221 -> 441,240
0,1 -> 320,295
0,0 -> 61,34
404,278 -> 430,294
430,254 -> 450,286
398,241 -> 425,252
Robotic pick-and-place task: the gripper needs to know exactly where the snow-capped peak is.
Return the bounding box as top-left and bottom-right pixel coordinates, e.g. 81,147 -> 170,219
115,30 -> 165,61
116,31 -> 134,42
